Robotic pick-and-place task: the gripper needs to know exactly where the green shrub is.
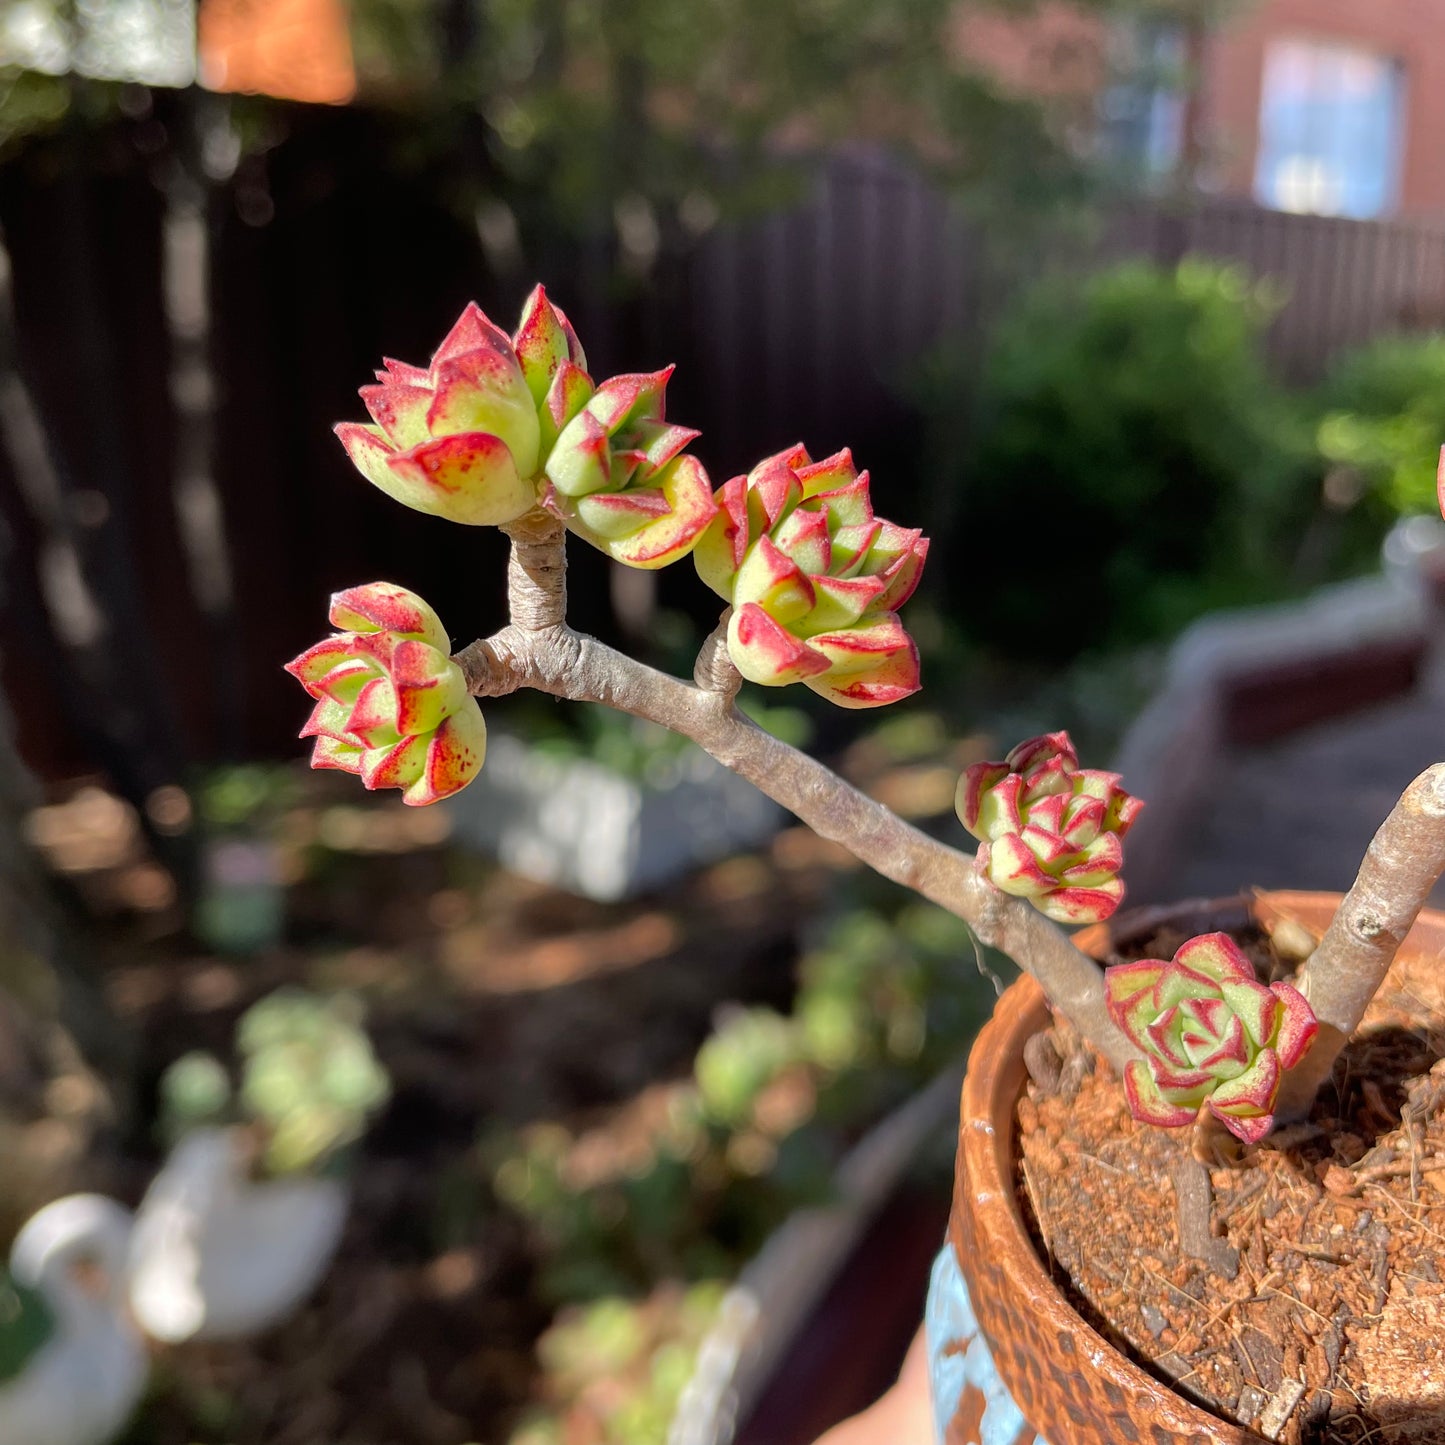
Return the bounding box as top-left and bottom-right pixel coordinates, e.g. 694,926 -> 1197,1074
919,259 -> 1310,660
1310,334 -> 1445,566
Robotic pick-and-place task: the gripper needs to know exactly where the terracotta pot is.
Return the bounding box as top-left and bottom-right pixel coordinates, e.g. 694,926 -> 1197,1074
929,890 -> 1445,1445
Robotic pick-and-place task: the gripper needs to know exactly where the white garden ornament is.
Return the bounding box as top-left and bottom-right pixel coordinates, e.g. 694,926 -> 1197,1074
0,1194 -> 146,1445
127,1125 -> 348,1343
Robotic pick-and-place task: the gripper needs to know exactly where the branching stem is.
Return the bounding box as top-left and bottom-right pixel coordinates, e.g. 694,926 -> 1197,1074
456,511 -> 1135,1074
1275,762 -> 1445,1121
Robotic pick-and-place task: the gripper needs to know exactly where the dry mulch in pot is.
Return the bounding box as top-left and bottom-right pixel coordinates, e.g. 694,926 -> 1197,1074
1016,922 -> 1445,1445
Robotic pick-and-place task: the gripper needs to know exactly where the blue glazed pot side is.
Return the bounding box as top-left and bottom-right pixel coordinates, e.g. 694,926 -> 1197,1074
926,1244 -> 1049,1445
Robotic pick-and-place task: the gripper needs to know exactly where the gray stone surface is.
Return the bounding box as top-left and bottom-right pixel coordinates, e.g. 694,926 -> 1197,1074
1166,648 -> 1445,903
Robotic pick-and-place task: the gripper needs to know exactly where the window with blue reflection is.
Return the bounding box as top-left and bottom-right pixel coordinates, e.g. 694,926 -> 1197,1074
1255,38 -> 1404,219
1100,23 -> 1185,180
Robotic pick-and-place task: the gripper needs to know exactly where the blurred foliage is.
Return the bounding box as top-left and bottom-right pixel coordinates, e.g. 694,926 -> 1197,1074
509,1281 -> 727,1445
507,693 -> 814,784
0,67 -> 72,153
159,988 -> 391,1178
196,764 -> 298,834
158,1049 -> 231,1134
0,0 -> 1220,240
918,259 -> 1314,661
0,1273 -> 54,1387
1308,334 -> 1445,570
193,766 -> 298,954
398,0 -> 1221,242
489,897 -> 994,1436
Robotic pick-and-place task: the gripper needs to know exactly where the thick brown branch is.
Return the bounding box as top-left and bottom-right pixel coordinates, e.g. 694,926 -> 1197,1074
456,591 -> 1134,1073
501,508 -> 567,630
1276,763 -> 1445,1120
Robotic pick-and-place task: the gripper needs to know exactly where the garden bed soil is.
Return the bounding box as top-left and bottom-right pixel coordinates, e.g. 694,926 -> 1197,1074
70,801 -> 858,1445
1017,922 -> 1445,1445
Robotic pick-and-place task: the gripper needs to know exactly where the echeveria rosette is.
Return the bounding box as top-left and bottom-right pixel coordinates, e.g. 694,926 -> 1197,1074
336,294 -> 580,527
956,731 -> 1143,924
543,367 -> 716,569
1105,933 -> 1319,1145
285,582 -> 486,807
693,445 -> 929,708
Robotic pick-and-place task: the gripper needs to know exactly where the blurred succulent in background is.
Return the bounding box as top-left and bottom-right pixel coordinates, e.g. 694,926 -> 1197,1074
490,898 -> 990,1315
508,1283 -> 726,1445
693,1008 -> 803,1129
693,445 -> 928,706
158,988 -> 390,1178
957,730 -> 1142,923
240,990 -> 392,1177
158,1051 -> 233,1142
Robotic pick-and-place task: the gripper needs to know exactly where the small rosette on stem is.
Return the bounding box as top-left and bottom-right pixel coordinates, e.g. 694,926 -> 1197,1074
335,302 -> 543,526
285,582 -> 486,807
692,445 -> 928,708
1105,933 -> 1318,1144
544,366 -> 715,568
956,731 -> 1142,924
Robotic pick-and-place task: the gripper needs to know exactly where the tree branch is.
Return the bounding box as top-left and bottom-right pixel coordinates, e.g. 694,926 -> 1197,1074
454,515 -> 1135,1074
1276,762 -> 1445,1120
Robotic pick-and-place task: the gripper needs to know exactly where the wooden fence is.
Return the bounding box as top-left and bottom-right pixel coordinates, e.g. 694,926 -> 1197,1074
1105,195 -> 1445,381
686,153 -> 1445,460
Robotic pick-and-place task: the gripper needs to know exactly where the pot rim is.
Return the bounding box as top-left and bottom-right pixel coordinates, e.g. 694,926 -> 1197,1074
949,888 -> 1405,1445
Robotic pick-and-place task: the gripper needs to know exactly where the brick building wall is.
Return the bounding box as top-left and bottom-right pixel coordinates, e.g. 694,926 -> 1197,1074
1198,0 -> 1445,217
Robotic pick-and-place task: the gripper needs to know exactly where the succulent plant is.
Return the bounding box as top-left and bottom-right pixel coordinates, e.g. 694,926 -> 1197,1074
956,731 -> 1142,924
694,1008 -> 803,1127
156,990 -> 391,1178
158,1051 -> 233,1140
285,581 -> 486,806
238,989 -> 392,1178
544,367 -> 715,568
1105,932 -> 1318,1144
514,1282 -> 727,1445
693,444 -> 928,706
335,301 -> 547,526
293,282 -> 1438,1162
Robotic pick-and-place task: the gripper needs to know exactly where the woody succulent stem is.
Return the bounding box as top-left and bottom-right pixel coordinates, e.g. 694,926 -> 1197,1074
455,510 -> 1136,1074
1275,762 -> 1445,1121
502,509 -> 570,631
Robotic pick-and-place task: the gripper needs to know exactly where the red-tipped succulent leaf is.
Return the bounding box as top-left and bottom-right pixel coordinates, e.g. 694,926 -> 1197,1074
955,731 -> 1141,924
691,445 -> 928,708
1105,932 -> 1318,1144
512,285 -> 594,457
543,365 -> 714,568
335,292 -> 599,528
285,582 -> 486,806
336,302 -> 541,525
